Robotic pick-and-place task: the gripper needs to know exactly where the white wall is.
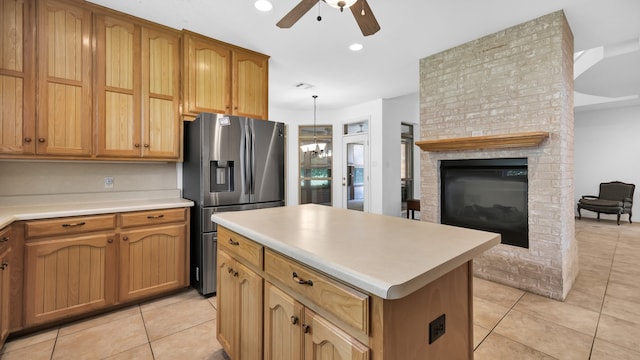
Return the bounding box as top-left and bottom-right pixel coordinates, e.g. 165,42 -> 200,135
271,92 -> 420,216
383,92 -> 421,214
574,105 -> 640,221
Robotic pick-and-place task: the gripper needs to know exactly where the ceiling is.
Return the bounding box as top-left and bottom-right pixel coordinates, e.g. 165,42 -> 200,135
89,0 -> 640,112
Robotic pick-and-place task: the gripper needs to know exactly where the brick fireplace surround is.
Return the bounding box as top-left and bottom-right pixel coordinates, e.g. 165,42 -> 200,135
419,11 -> 576,300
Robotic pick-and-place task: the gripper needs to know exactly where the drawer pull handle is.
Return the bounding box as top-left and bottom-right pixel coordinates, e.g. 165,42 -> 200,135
292,272 -> 313,286
0,261 -> 7,270
290,316 -> 298,325
147,214 -> 165,219
62,221 -> 86,228
0,237 -> 8,242
228,239 -> 240,246
302,324 -> 311,334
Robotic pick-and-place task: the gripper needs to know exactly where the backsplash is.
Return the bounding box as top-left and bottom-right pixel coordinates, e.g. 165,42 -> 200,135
0,161 -> 179,201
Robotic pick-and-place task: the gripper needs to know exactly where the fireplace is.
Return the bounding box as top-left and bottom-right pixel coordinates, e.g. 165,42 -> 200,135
441,158 -> 529,248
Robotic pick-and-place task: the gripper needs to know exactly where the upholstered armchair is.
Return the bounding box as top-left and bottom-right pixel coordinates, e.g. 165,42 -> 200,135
577,181 -> 635,225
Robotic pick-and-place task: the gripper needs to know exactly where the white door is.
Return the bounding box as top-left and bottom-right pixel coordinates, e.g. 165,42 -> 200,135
342,133 -> 369,211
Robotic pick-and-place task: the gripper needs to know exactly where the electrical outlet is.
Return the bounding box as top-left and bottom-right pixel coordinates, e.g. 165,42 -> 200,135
104,176 -> 114,189
429,314 -> 446,344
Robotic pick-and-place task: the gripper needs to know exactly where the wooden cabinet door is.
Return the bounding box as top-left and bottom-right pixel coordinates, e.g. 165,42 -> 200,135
264,282 -> 303,360
183,32 -> 232,118
236,259 -> 263,360
217,249 -> 263,360
24,233 -> 116,326
304,308 -> 369,360
142,25 -> 180,159
0,0 -> 36,155
118,224 -> 186,302
232,50 -> 269,120
36,0 -> 92,156
0,246 -> 10,344
217,249 -> 236,357
95,14 -> 141,158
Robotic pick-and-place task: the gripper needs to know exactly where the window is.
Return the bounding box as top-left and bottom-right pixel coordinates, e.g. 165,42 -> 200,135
299,125 -> 333,205
401,123 -> 414,202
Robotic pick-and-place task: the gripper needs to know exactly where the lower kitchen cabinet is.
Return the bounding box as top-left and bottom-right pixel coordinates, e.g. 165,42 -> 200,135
21,207 -> 190,329
119,223 -> 187,302
0,245 -> 12,344
217,249 -> 263,360
24,233 -> 117,326
264,281 -> 369,360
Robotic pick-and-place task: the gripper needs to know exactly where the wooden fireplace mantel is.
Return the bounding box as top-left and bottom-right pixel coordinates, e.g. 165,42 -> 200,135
415,131 -> 549,152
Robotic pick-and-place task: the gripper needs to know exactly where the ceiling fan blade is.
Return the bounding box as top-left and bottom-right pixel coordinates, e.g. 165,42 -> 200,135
277,0 -> 319,28
350,0 -> 380,36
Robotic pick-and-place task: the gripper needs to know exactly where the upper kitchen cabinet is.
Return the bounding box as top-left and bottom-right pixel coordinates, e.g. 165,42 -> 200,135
0,0 -> 35,155
232,50 -> 269,120
36,0 -> 93,156
183,31 -> 269,121
95,13 -> 180,160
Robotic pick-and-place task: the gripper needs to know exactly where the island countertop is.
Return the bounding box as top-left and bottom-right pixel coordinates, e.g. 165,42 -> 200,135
212,204 -> 500,300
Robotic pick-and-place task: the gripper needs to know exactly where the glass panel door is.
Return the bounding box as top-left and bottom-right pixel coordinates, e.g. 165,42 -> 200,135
299,125 -> 333,205
342,133 -> 368,211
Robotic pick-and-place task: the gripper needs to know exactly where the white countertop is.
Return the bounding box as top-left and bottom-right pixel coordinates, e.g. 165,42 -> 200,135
212,204 -> 500,300
0,197 -> 194,228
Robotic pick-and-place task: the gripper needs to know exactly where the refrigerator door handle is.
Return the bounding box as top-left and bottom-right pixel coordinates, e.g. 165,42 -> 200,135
249,126 -> 255,196
243,122 -> 252,195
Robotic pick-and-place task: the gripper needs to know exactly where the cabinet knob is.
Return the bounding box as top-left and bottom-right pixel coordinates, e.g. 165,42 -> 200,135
233,270 -> 239,277
302,324 -> 310,334
123,236 -> 129,241
290,316 -> 299,325
0,237 -> 8,242
144,144 -> 149,148
38,138 -> 45,143
0,261 -> 8,270
24,137 -> 32,143
107,239 -> 113,243
234,106 -> 238,110
135,143 -> 140,148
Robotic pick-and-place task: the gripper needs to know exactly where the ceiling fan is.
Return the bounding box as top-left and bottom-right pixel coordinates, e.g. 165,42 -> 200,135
277,0 -> 380,36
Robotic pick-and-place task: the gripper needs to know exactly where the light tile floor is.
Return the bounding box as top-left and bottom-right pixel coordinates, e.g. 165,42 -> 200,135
1,218 -> 639,359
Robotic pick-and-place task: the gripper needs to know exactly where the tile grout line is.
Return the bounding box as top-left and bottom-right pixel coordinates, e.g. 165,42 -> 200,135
586,223 -> 619,360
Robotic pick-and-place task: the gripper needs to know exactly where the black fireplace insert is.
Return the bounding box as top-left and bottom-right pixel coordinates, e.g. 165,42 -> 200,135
441,158 -> 528,248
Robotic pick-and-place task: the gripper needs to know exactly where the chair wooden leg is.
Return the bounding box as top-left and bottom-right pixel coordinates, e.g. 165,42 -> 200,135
577,207 -> 582,220
617,213 -> 621,226
597,213 -> 600,221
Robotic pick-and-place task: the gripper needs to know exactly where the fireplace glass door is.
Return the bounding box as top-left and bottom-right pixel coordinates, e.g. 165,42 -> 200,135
441,158 -> 528,248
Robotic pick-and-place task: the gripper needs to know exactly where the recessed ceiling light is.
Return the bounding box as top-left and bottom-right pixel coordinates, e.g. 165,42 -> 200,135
349,43 -> 364,51
254,0 -> 273,12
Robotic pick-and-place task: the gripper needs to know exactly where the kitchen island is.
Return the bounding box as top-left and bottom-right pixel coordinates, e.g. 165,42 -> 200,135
212,204 -> 500,360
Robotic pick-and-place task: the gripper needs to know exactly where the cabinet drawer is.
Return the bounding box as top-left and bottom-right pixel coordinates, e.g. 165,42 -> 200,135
120,208 -> 186,228
218,227 -> 263,268
264,249 -> 369,334
25,215 -> 116,238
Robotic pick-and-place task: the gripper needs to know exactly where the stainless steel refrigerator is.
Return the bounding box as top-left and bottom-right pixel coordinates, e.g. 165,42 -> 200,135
182,113 -> 285,296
